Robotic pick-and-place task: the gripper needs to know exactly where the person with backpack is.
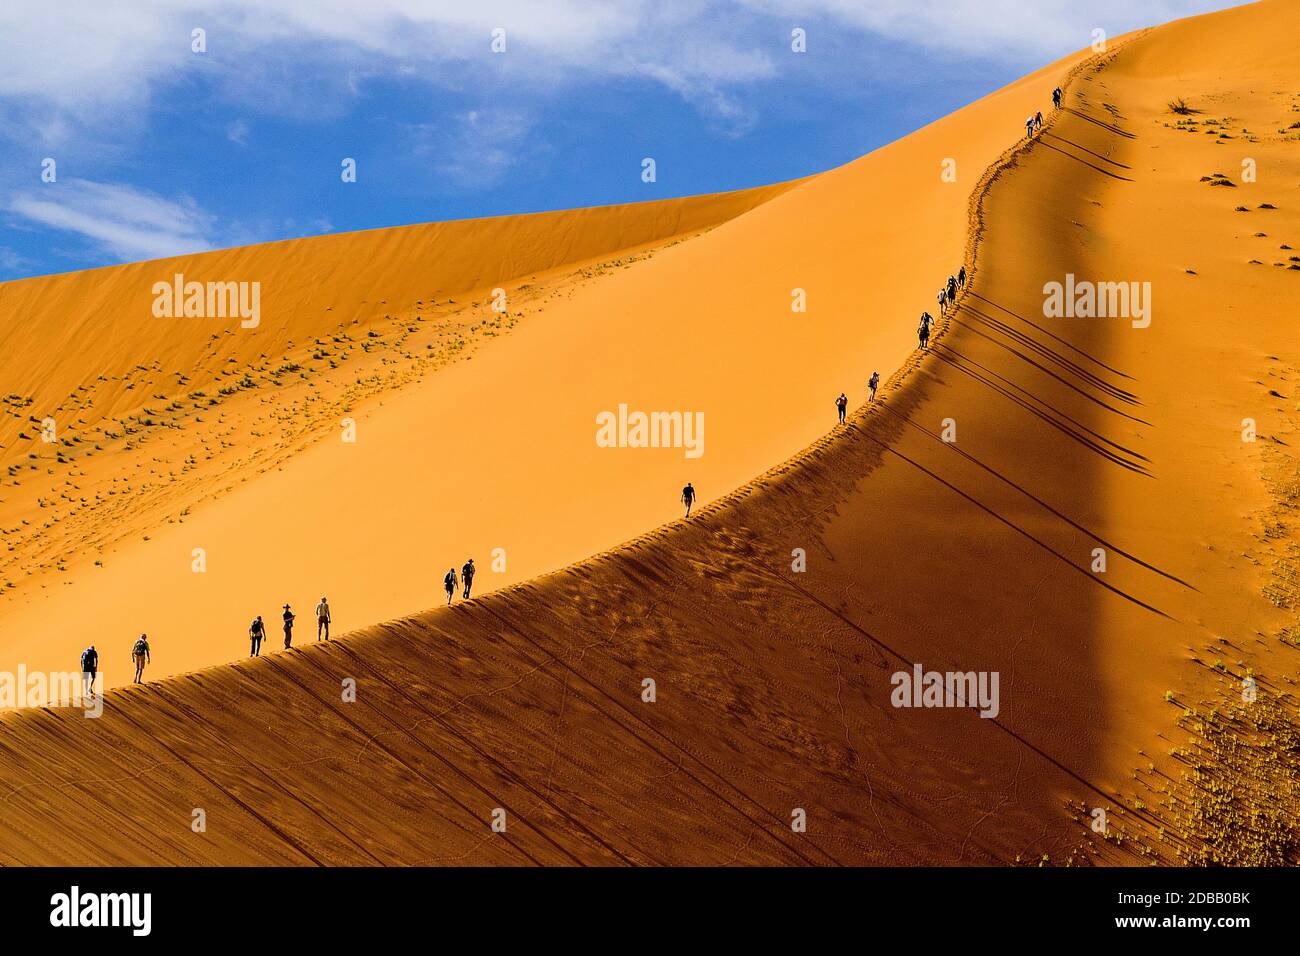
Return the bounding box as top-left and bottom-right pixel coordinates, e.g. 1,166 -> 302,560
1025,115 -> 1036,138
947,275 -> 958,302
918,312 -> 933,350
1033,110 -> 1044,131
443,567 -> 458,605
461,559 -> 476,600
282,604 -> 296,649
131,634 -> 150,683
80,645 -> 99,697
1052,86 -> 1063,109
249,615 -> 267,657
316,596 -> 331,640
681,482 -> 696,517
868,371 -> 880,401
835,392 -> 848,424
958,265 -> 967,289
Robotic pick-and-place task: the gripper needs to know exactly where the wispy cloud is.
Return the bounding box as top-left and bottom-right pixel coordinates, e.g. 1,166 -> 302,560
742,0 -> 1234,60
0,0 -> 1244,277
406,108 -> 534,191
5,178 -> 217,262
0,246 -> 35,274
0,1 -> 1241,159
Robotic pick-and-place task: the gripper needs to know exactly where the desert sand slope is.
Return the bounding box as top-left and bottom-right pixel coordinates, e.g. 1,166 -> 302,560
0,43 -> 1086,689
2,0 -> 1297,866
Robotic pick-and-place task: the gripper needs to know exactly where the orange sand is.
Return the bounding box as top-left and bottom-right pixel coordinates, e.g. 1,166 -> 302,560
0,0 -> 1296,865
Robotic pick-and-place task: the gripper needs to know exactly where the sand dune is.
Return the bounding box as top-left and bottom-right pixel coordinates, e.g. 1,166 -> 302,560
1,39 -> 1084,688
0,0 -> 1297,865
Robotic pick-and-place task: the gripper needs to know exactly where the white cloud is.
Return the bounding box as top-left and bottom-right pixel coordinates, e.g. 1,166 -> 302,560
407,109 -> 534,190
0,1 -> 1239,145
0,2 -> 762,122
5,179 -> 217,262
741,0 -> 1237,60
0,0 -> 1244,270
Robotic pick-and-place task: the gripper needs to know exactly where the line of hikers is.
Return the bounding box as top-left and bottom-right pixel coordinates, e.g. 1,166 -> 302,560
830,85 -> 1065,428
248,596 -> 332,657
921,265 -> 968,349
935,265 -> 967,332
443,558 -> 476,605
77,84 -> 1074,693
78,596 -> 333,688
1026,85 -> 1064,138
78,634 -> 150,694
922,84 -> 1064,350
835,369 -> 882,425
692,90 -> 1070,508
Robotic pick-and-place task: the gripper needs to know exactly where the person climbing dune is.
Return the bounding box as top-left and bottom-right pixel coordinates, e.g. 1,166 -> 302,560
249,615 -> 266,657
131,634 -> 150,683
80,645 -> 98,697
918,311 -> 934,350
316,596 -> 331,640
444,567 -> 458,605
836,392 -> 848,424
681,482 -> 696,518
462,558 -> 476,600
868,371 -> 880,401
282,604 -> 295,649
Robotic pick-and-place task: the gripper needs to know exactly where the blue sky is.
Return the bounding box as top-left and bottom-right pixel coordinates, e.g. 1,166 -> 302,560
0,0 -> 1240,281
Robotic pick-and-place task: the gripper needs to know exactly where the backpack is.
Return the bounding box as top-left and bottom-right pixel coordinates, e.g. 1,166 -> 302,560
133,639 -> 147,656
81,649 -> 95,670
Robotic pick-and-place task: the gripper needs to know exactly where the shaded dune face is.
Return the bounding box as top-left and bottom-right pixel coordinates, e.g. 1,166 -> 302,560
0,0 -> 1297,866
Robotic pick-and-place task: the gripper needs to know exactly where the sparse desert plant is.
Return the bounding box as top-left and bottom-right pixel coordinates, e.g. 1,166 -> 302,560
1168,97 -> 1199,115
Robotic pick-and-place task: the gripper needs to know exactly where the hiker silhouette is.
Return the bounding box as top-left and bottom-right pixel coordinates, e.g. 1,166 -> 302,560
132,634 -> 150,683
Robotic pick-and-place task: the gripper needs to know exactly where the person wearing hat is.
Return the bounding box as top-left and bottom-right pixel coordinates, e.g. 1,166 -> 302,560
461,558 -> 476,600
282,604 -> 296,649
